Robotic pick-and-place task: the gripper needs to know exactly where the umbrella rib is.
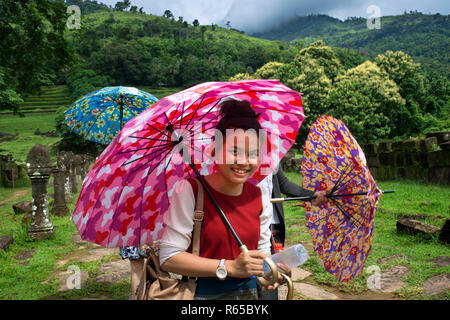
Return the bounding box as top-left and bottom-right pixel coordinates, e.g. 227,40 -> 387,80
331,198 -> 360,227
335,167 -> 361,194
330,163 -> 352,196
177,101 -> 186,130
185,93 -> 207,130
184,98 -> 222,133
146,122 -> 171,139
118,143 -> 175,158
121,142 -> 175,168
186,114 -> 221,138
333,198 -> 369,223
331,198 -> 364,228
128,135 -> 171,142
132,145 -> 175,178
118,139 -> 174,155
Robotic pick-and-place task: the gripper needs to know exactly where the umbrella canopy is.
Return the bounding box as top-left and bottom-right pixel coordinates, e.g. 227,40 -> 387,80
72,80 -> 305,248
64,86 -> 159,145
301,115 -> 381,282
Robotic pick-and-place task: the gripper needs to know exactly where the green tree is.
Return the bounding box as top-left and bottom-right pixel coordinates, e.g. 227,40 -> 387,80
163,10 -> 174,19
0,67 -> 24,115
229,73 -> 255,81
293,40 -> 343,82
287,58 -> 333,146
375,51 -> 429,136
193,19 -> 200,27
254,62 -> 284,80
114,1 -> 125,11
328,61 -> 405,144
0,0 -> 74,113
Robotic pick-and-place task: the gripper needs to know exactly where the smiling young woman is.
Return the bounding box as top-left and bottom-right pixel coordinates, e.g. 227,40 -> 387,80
158,99 -> 289,300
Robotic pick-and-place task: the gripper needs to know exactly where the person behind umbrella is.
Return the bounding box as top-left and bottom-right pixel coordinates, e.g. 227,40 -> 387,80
257,165 -> 327,300
159,99 -> 289,300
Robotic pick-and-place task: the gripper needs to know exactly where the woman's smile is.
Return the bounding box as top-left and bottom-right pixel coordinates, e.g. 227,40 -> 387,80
230,166 -> 250,177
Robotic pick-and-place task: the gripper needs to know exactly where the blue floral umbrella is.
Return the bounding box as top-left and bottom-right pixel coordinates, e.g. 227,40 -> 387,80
64,86 -> 159,145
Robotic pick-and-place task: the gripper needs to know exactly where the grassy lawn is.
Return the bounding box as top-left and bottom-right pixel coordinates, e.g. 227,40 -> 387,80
283,170 -> 450,300
0,113 -> 60,164
0,179 -> 129,300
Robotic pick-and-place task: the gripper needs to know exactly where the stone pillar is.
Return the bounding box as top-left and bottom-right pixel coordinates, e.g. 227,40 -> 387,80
73,154 -> 82,187
26,144 -> 54,240
51,164 -> 70,217
1,154 -> 19,188
57,151 -> 73,203
79,154 -> 87,182
66,151 -> 78,194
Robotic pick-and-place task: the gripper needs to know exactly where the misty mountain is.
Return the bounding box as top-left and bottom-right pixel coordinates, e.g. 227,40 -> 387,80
251,12 -> 450,78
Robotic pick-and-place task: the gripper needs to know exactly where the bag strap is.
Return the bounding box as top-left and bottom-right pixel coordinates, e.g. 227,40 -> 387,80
191,178 -> 204,256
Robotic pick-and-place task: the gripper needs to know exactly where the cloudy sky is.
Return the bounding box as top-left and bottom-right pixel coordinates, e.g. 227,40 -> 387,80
98,0 -> 449,33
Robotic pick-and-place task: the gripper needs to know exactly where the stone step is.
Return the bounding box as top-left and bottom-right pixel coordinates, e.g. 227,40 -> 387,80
396,218 -> 441,237
294,283 -> 339,300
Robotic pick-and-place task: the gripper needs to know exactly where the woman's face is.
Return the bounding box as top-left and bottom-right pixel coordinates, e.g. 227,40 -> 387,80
215,129 -> 260,185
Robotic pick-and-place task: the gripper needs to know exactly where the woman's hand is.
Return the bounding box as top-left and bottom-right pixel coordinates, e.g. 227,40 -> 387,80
262,263 -> 291,291
311,190 -> 327,207
226,250 -> 266,278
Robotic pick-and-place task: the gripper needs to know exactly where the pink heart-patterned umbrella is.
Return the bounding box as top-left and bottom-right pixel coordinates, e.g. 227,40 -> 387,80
72,80 -> 305,248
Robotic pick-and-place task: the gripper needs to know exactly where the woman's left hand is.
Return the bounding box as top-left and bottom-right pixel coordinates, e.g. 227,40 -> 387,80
262,263 -> 291,291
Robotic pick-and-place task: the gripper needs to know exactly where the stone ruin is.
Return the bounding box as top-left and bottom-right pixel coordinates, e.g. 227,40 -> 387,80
3,144 -> 96,241
26,144 -> 55,240
363,131 -> 450,185
0,154 -> 23,188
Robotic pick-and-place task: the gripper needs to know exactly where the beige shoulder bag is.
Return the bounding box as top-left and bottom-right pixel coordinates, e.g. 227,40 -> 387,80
136,178 -> 204,300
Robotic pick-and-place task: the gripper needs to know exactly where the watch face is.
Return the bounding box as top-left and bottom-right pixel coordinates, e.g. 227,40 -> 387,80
217,268 -> 227,280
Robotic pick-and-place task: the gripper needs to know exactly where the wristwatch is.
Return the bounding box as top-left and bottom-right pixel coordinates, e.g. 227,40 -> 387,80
216,259 -> 227,280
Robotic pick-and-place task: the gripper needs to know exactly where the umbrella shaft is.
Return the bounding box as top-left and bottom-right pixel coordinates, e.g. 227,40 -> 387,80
271,190 -> 395,203
189,163 -> 245,248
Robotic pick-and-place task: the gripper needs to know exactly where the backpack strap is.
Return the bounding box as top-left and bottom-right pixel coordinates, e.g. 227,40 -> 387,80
191,178 -> 204,256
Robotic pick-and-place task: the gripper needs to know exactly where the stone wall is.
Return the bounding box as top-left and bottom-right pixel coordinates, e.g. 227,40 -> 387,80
363,132 -> 450,185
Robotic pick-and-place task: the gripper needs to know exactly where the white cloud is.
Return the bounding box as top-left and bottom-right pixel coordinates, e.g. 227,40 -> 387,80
98,0 -> 450,33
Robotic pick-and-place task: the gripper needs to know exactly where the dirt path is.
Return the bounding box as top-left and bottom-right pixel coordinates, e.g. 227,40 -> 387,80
50,231 -> 401,301
0,189 -> 30,206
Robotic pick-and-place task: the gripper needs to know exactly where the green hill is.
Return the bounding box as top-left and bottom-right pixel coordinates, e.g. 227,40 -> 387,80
64,10 -> 297,99
252,12 -> 450,78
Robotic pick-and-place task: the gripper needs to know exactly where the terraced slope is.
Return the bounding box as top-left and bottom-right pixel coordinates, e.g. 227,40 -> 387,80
6,85 -> 74,115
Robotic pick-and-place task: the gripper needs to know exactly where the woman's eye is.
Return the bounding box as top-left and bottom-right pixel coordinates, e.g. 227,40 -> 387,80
229,149 -> 239,155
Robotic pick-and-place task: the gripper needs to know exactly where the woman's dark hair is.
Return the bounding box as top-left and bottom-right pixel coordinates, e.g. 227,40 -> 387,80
215,99 -> 262,140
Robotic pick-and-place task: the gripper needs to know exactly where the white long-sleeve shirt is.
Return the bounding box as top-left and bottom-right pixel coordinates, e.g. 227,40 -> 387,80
159,179 -> 272,265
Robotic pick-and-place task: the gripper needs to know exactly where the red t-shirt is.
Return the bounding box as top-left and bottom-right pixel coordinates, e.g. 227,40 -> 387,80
187,178 -> 262,260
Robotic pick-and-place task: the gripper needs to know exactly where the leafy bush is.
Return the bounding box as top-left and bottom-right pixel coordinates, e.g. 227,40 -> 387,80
66,64 -> 111,101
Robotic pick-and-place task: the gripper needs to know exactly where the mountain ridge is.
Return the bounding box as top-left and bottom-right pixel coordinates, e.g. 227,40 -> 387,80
251,12 -> 450,78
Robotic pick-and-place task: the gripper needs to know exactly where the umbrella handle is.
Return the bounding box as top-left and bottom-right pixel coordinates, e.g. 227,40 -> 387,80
240,245 -> 279,287
280,273 -> 294,300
